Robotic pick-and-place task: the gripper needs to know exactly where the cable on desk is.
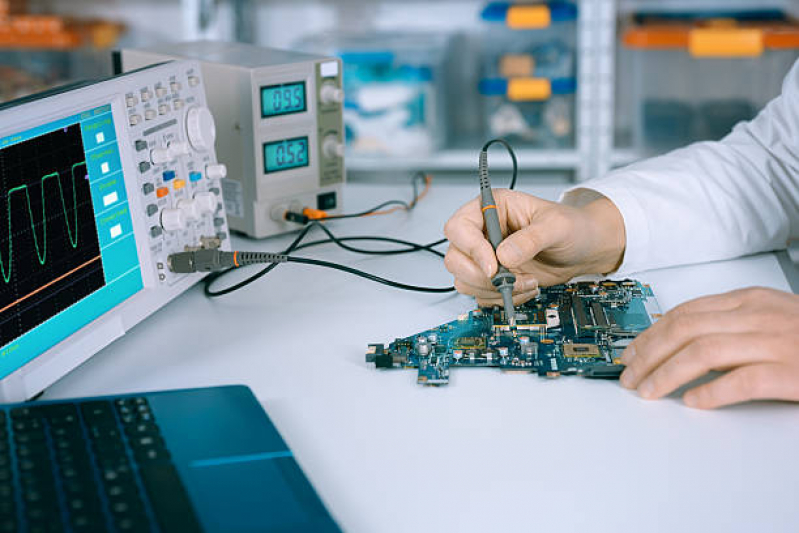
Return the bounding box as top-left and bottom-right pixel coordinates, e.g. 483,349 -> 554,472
199,222 -> 452,297
191,139 -> 518,298
286,172 -> 431,223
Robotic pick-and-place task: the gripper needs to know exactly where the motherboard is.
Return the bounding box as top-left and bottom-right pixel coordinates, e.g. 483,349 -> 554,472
366,280 -> 661,385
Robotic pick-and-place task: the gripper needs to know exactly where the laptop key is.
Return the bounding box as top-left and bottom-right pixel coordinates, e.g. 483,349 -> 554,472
139,463 -> 202,533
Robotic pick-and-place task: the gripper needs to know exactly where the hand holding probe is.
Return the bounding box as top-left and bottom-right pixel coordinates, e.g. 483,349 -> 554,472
478,140 -> 518,334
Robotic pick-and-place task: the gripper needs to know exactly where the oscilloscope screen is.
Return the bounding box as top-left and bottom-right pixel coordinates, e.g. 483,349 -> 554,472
0,123 -> 106,346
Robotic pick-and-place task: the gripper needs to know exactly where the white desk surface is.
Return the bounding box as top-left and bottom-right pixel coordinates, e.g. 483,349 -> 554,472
43,181 -> 798,533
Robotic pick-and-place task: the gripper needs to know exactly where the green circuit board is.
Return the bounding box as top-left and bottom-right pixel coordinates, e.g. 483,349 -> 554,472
366,279 -> 661,385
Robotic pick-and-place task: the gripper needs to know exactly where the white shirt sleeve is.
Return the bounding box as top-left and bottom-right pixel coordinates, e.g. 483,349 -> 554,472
562,58 -> 799,276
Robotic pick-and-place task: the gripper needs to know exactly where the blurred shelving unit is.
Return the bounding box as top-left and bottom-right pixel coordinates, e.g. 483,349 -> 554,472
4,0 -> 796,182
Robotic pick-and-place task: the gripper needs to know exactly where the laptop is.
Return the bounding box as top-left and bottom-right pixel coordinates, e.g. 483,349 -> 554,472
0,385 -> 341,532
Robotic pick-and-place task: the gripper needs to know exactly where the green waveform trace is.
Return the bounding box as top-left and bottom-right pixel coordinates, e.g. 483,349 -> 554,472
0,161 -> 88,284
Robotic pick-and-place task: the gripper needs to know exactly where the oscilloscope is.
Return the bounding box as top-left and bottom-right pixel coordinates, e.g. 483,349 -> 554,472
116,41 -> 346,239
0,60 -> 229,401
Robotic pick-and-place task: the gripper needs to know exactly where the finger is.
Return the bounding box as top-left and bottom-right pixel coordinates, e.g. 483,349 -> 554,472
444,199 -> 498,277
476,289 -> 540,307
444,247 -> 495,291
620,309 -> 755,389
635,333 -> 776,400
621,291 -> 749,367
455,277 -> 538,300
495,208 -> 571,269
665,290 -> 746,317
682,362 -> 799,409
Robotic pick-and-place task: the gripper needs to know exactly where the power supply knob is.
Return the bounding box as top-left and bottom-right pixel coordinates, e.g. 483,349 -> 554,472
186,106 -> 216,152
167,141 -> 190,159
194,191 -> 218,215
160,208 -> 186,232
206,163 -> 227,180
322,135 -> 345,159
178,199 -> 200,222
320,82 -> 344,105
150,147 -> 171,165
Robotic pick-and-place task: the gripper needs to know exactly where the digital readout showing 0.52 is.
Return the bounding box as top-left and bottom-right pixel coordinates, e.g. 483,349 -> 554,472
263,137 -> 310,174
260,81 -> 307,118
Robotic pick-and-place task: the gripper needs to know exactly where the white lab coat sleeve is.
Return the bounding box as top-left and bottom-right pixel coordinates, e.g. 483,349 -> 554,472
561,58 -> 799,276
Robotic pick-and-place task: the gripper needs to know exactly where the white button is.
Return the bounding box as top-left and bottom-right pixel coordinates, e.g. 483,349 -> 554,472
145,109 -> 157,120
126,95 -> 138,107
141,89 -> 152,101
150,147 -> 170,165
158,104 -> 169,115
173,99 -> 184,110
170,82 -> 181,92
129,114 -> 141,126
205,163 -> 227,180
188,76 -> 200,87
156,87 -> 167,98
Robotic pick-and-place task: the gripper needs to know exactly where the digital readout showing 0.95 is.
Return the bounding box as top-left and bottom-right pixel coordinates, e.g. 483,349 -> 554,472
263,136 -> 310,174
260,81 -> 307,118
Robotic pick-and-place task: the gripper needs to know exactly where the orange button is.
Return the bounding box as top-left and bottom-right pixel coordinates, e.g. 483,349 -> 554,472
156,187 -> 169,198
173,179 -> 186,190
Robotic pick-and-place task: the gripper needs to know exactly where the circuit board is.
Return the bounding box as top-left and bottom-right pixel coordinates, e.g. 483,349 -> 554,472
366,279 -> 661,385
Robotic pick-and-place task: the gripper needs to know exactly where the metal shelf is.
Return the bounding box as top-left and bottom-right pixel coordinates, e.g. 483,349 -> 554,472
346,148 -> 582,172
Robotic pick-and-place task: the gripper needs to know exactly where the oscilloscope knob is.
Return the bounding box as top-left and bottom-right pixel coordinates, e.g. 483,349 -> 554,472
194,191 -> 218,215
186,106 -> 217,152
205,164 -> 227,180
177,199 -> 200,222
167,141 -> 190,159
160,208 -> 186,232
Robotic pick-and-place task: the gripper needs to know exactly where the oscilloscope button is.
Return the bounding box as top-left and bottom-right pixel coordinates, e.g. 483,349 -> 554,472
170,82 -> 182,92
142,183 -> 155,195
158,104 -> 169,115
145,109 -> 157,121
138,161 -> 151,174
146,204 -> 159,217
173,99 -> 184,111
129,115 -> 141,127
150,226 -> 163,238
156,187 -> 169,198
189,171 -> 202,182
135,140 -> 148,152
126,95 -> 138,108
188,76 -> 200,87
162,170 -> 176,182
214,217 -> 225,227
141,89 -> 153,101
156,86 -> 167,98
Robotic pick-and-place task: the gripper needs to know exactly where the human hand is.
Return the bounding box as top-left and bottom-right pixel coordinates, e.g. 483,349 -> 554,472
443,189 -> 626,306
620,287 -> 799,409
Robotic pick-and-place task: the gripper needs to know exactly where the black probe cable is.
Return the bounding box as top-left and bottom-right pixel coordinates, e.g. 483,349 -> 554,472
186,140 -> 517,297
200,222 -> 451,297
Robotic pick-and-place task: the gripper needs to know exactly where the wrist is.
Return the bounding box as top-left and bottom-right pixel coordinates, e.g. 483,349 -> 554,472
581,197 -> 626,275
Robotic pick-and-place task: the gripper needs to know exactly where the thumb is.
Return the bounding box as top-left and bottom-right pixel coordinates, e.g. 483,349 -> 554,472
496,214 -> 569,269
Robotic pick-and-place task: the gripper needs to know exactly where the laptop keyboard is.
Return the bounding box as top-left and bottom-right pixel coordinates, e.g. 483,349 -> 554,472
0,397 -> 202,533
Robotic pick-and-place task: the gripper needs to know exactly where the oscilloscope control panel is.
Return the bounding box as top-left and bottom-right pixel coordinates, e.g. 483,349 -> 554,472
0,60 -> 229,401
124,63 -> 229,286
